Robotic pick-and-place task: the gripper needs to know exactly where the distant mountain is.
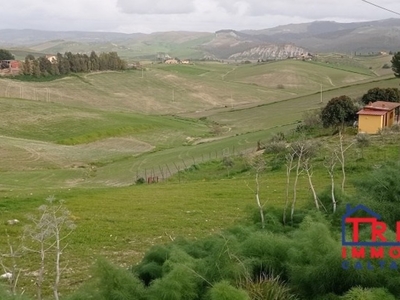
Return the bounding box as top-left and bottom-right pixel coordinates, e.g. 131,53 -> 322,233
241,19 -> 400,54
1,18 -> 400,60
0,29 -> 141,46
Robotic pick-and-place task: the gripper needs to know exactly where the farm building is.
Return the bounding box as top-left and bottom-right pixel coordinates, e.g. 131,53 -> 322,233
357,101 -> 400,134
0,60 -> 21,75
165,59 -> 179,64
0,60 -> 20,69
45,55 -> 57,64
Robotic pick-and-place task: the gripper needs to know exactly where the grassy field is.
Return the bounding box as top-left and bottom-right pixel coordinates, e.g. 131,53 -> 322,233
0,57 -> 399,189
1,55 -> 400,298
1,132 -> 400,297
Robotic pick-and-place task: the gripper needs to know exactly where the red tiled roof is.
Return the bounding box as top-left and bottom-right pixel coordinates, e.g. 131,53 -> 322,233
364,101 -> 400,111
357,109 -> 387,116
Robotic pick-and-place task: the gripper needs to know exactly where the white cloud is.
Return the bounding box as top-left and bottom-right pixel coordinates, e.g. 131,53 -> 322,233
0,0 -> 400,33
116,0 -> 196,14
212,0 -> 400,19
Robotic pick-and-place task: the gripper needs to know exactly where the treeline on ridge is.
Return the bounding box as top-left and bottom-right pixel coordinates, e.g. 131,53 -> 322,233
21,51 -> 127,77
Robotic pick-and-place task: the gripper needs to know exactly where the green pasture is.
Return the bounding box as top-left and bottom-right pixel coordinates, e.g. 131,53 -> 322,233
0,176 -> 295,295
0,59 -> 399,191
1,59 -> 393,118
0,97 -> 208,145
8,48 -> 47,61
225,60 -> 374,90
0,124 -> 295,190
155,64 -> 212,76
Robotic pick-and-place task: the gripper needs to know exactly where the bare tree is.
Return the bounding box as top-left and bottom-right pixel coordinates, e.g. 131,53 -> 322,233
283,152 -> 295,225
245,154 -> 266,229
0,231 -> 23,296
303,158 -> 320,211
289,139 -> 319,223
324,152 -> 337,213
290,144 -> 305,224
335,130 -> 354,192
355,133 -> 370,159
24,196 -> 76,300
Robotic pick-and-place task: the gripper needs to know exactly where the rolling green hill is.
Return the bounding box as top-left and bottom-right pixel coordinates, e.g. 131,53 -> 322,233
1,51 -> 400,299
0,57 -> 398,190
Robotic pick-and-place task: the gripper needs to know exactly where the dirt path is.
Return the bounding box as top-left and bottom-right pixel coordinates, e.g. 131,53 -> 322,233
222,66 -> 238,81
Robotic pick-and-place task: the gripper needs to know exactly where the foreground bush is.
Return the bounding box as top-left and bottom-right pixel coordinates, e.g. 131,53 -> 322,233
65,207 -> 399,300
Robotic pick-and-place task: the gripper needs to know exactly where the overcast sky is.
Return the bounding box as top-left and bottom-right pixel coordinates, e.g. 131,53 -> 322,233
1,0 -> 400,33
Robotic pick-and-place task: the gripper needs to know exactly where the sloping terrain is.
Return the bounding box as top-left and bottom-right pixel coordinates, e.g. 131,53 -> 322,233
0,55 -> 397,189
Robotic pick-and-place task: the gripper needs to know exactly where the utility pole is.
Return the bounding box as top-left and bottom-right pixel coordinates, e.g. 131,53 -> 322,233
320,84 -> 323,103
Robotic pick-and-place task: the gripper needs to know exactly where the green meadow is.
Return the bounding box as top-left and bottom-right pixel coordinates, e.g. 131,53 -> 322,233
0,54 -> 400,297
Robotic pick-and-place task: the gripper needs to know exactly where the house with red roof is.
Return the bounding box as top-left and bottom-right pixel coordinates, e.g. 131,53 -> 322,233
357,101 -> 400,134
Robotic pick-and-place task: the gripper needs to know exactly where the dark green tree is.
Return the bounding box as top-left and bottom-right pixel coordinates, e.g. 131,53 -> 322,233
391,51 -> 400,78
89,51 -> 100,71
57,53 -> 70,75
32,60 -> 41,78
98,52 -> 109,70
38,56 -> 53,76
361,87 -> 400,104
0,49 -> 14,60
23,56 -> 34,75
320,95 -> 358,128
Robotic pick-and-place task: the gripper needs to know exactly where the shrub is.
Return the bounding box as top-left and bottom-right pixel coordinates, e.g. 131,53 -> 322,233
269,132 -> 286,142
94,258 -> 147,300
240,231 -> 291,279
136,177 -> 145,184
264,141 -> 288,154
135,245 -> 171,285
0,284 -> 31,300
267,153 -> 286,171
240,274 -> 298,300
147,264 -> 201,300
390,123 -> 400,132
207,281 -> 250,300
341,287 -> 395,300
353,162 -> 400,204
302,109 -> 322,129
186,164 -> 200,172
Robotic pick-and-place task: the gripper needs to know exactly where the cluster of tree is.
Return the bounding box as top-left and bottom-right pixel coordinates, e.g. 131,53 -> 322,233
320,95 -> 358,129
0,49 -> 15,61
361,87 -> 400,104
0,49 -> 15,69
391,51 -> 400,78
22,51 -> 127,77
319,87 -> 400,129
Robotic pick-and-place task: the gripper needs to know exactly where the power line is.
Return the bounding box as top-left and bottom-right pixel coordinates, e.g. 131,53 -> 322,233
361,0 -> 400,16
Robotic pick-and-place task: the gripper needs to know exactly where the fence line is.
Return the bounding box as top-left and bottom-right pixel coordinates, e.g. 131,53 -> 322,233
0,81 -> 63,103
133,144 -> 256,184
